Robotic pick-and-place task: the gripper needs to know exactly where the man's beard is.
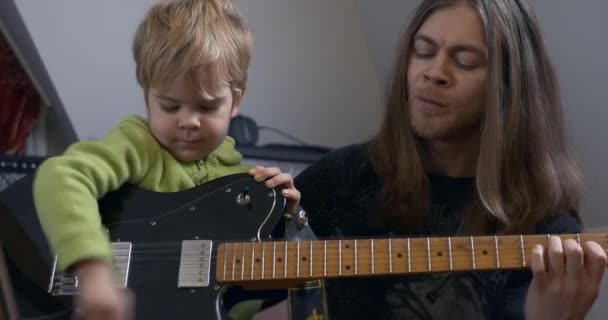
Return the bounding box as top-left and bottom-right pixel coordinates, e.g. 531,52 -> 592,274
409,101 -> 481,140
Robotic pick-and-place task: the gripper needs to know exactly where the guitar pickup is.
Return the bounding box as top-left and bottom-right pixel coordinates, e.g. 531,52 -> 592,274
177,240 -> 213,288
48,242 -> 132,296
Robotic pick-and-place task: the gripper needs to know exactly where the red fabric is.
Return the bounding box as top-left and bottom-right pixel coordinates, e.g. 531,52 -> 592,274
0,32 -> 41,155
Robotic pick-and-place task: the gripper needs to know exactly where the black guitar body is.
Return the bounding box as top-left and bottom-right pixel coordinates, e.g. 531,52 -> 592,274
0,173 -> 288,320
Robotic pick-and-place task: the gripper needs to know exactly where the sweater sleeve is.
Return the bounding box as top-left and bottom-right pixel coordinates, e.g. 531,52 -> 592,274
33,116 -> 155,270
294,144 -> 366,237
490,212 -> 581,319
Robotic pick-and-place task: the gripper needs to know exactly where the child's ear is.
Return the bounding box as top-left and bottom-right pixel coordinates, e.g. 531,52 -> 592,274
144,91 -> 150,114
230,86 -> 247,118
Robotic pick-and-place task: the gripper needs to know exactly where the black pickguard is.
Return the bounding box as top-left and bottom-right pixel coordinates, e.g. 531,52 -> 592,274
0,173 -> 288,320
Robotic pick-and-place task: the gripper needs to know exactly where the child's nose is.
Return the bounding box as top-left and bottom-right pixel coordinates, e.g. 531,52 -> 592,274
179,115 -> 201,129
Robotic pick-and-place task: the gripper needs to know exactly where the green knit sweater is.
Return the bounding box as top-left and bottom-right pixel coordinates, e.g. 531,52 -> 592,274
33,115 -> 251,270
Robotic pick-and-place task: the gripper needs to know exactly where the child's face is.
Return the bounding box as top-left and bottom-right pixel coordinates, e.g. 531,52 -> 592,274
146,68 -> 242,162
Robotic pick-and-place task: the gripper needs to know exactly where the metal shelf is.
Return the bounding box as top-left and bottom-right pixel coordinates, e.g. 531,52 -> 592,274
0,0 -> 78,151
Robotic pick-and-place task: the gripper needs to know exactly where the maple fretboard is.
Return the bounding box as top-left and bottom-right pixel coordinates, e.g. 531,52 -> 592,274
216,233 -> 608,283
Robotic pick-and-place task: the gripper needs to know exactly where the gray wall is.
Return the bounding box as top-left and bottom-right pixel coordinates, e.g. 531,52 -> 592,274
531,1 -> 608,315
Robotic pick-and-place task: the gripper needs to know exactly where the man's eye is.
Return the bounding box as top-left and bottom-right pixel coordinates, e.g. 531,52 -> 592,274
414,51 -> 434,59
455,59 -> 477,70
413,46 -> 435,58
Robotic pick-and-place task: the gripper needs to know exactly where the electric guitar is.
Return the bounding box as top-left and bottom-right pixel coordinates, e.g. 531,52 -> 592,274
1,173 -> 607,320
0,173 -> 295,320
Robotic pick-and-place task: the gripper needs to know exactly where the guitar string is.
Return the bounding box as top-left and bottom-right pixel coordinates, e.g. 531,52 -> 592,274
55,245 -> 608,282
52,239 -> 608,280
95,237 -> 608,261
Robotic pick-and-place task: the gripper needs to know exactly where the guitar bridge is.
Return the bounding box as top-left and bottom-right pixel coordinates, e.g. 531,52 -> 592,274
178,240 -> 213,288
48,242 -> 132,295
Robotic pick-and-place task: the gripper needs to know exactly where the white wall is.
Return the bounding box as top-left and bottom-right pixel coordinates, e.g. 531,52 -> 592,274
13,0 -> 154,141
353,0 -> 419,87
14,0 -> 383,148
236,0 -> 383,147
529,0 -> 608,230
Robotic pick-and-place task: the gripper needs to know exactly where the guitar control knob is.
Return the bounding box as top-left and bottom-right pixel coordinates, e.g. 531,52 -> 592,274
236,186 -> 251,206
294,208 -> 308,229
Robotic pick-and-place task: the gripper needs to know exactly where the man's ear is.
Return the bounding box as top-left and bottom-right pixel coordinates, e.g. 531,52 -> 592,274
230,86 -> 246,118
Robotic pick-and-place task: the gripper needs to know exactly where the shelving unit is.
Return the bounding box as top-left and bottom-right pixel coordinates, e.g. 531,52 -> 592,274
0,0 -> 77,190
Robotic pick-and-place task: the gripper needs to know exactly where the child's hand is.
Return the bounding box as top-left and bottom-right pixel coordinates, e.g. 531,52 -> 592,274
248,166 -> 300,214
73,260 -> 134,320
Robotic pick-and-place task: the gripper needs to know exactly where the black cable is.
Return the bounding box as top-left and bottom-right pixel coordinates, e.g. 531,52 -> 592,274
257,126 -> 308,146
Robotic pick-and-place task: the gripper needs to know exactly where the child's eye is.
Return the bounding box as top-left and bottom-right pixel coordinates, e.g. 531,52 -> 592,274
161,105 -> 179,113
200,105 -> 218,112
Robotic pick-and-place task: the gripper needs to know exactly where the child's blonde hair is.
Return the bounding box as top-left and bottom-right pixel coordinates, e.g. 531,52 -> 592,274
133,0 -> 253,97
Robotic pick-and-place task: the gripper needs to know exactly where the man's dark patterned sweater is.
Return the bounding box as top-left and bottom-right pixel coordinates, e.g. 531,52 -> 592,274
294,143 -> 580,320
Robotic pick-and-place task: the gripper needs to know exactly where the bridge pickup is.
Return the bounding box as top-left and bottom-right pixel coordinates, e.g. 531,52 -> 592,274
48,242 -> 132,296
178,240 -> 213,288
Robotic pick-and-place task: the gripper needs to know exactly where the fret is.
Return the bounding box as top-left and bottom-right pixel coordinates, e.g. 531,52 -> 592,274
241,242 -> 245,280
371,239 -> 375,274
470,236 -> 476,270
388,238 -> 393,273
448,237 -> 453,271
309,240 -> 313,277
520,235 -> 526,267
354,239 -> 358,275
324,240 -> 327,277
223,242 -> 228,280
261,242 -> 266,279
272,241 -> 276,279
284,241 -> 288,278
426,237 -> 432,271
407,238 -> 411,273
339,240 -> 343,275
232,243 -> 236,280
493,235 -> 500,268
251,242 -> 255,280
297,241 -> 301,278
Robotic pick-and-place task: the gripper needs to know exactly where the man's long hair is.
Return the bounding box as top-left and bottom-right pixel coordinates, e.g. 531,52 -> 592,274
369,0 -> 584,234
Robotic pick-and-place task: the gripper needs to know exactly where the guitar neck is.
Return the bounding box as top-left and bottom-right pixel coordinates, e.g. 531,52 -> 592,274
216,233 -> 608,283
